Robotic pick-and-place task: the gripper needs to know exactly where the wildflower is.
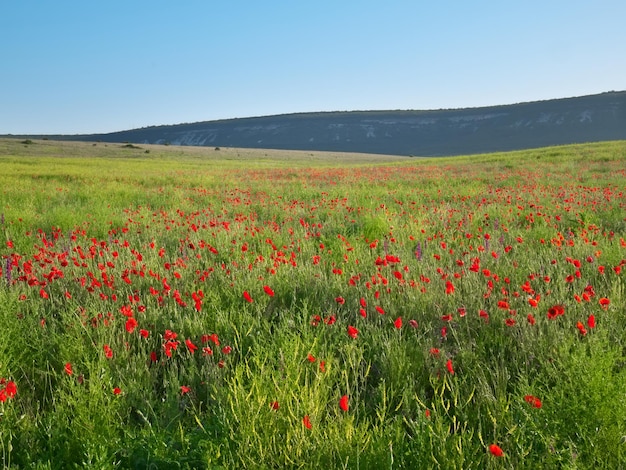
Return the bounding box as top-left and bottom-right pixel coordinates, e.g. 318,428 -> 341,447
446,359 -> 455,375
524,395 -> 542,408
125,317 -> 138,333
394,317 -> 403,329
576,321 -> 587,336
263,285 -> 275,297
587,314 -> 596,329
271,401 -> 279,410
527,314 -> 536,326
140,329 -> 150,338
103,344 -> 113,359
339,395 -> 349,412
113,387 -> 122,395
335,296 -> 345,305
302,415 -> 312,429
445,280 -> 455,295
347,325 -> 359,339
180,385 -> 191,395
599,297 -> 610,309
64,362 -> 73,376
5,381 -> 17,398
547,305 -> 564,320
243,291 -> 253,303
489,444 -> 504,457
185,338 -> 198,354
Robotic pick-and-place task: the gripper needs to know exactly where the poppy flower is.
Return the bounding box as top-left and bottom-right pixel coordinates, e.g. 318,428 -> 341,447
185,338 -> 198,354
270,401 -> 279,410
243,291 -> 253,303
394,317 -> 403,329
445,280 -> 455,295
113,387 -> 122,395
339,395 -> 349,412
64,362 -> 73,376
587,314 -> 596,329
599,297 -> 610,309
576,321 -> 587,336
302,415 -> 312,429
489,444 -> 504,457
5,381 -> 17,398
347,325 -> 359,339
180,385 -> 191,395
263,285 -> 275,297
125,317 -> 138,333
103,344 -> 113,359
524,395 -> 542,408
446,359 -> 455,375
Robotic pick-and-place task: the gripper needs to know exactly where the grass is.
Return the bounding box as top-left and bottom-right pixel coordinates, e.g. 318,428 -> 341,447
1,138 -> 625,468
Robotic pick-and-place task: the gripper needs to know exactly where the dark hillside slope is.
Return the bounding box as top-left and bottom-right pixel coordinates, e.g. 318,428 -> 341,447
35,91 -> 626,156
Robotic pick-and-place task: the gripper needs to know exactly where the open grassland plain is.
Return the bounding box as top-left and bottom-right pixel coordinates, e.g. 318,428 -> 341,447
1,138 -> 625,469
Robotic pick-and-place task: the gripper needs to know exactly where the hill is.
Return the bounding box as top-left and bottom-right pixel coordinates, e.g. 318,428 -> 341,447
16,91 -> 626,156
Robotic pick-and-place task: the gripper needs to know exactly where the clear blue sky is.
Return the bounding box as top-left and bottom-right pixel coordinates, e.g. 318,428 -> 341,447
2,0 -> 624,134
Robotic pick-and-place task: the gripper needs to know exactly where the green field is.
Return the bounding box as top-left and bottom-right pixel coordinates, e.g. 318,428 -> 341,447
1,138 -> 625,468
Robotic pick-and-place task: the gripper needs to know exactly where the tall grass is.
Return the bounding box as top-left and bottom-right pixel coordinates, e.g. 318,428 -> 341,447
1,138 -> 625,468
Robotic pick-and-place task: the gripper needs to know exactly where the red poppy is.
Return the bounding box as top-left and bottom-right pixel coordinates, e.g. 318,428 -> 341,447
576,321 -> 587,336
347,325 -> 359,339
302,415 -> 312,429
140,329 -> 150,338
5,381 -> 17,398
446,359 -> 455,375
587,314 -> 596,329
103,344 -> 113,359
243,291 -> 253,303
445,280 -> 455,295
335,296 -> 345,305
125,317 -> 138,333
394,317 -> 403,329
524,395 -> 542,408
599,297 -> 610,309
180,385 -> 191,395
527,314 -> 536,325
113,387 -> 122,395
271,401 -> 279,410
64,362 -> 73,376
375,306 -> 385,315
489,444 -> 504,457
307,353 -> 316,363
185,338 -> 198,354
547,305 -> 564,320
263,285 -> 275,297
339,395 -> 349,412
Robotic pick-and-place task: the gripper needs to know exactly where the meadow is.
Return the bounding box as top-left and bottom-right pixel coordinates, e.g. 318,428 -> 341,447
1,138 -> 625,469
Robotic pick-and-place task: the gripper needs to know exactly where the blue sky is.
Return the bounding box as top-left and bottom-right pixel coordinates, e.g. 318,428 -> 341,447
2,0 -> 624,134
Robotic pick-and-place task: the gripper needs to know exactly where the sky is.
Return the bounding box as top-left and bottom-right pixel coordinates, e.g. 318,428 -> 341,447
2,0 -> 625,135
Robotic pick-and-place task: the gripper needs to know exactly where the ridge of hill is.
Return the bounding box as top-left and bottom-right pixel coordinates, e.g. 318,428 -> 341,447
16,91 -> 626,156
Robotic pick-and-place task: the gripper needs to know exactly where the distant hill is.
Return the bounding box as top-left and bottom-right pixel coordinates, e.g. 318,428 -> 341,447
20,91 -> 626,156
